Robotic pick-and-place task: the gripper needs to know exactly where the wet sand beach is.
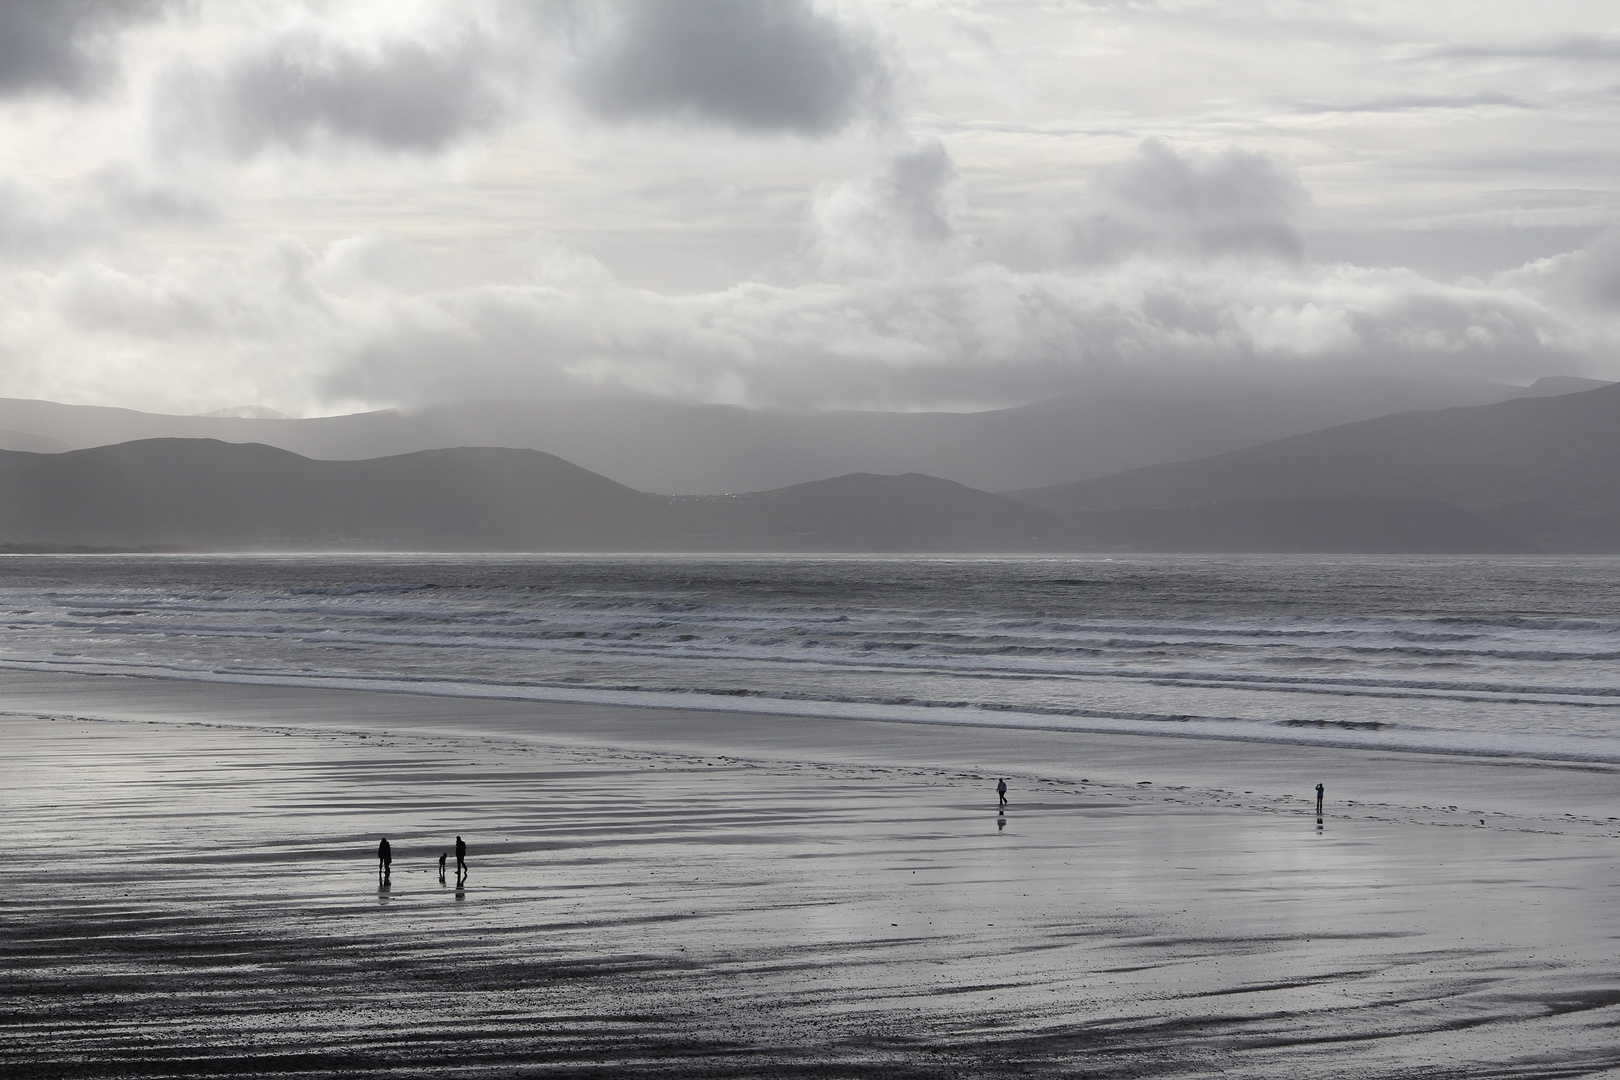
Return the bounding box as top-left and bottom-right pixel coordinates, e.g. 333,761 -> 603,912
3,669 -> 1618,1078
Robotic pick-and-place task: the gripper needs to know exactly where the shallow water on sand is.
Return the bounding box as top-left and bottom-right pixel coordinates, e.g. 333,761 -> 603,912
4,705 -> 1617,1079
0,553 -> 1617,762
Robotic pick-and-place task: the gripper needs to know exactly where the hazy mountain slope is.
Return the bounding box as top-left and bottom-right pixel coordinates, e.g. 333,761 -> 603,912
1518,376 -> 1612,398
0,441 -> 663,550
0,373 -> 1558,495
0,438 -> 1541,554
1012,381 -> 1620,552
665,473 -> 1068,552
0,428 -> 71,454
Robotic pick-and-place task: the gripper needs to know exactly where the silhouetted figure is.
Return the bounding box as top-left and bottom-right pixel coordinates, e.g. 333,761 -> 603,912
1315,782 -> 1325,815
455,835 -> 467,880
997,815 -> 1006,832
377,837 -> 392,882
438,851 -> 447,882
996,778 -> 1007,810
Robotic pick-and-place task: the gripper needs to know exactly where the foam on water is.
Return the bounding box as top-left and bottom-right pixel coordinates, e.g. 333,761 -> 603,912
1,553 -> 1617,763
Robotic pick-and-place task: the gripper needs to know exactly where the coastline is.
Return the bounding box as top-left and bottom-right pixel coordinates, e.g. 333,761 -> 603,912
4,668 -> 1618,1077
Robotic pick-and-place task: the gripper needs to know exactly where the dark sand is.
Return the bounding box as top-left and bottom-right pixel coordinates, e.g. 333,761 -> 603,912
2,670 -> 1617,1078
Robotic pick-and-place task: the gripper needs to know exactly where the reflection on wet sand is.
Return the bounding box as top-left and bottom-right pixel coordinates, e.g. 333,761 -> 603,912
2,696 -> 1618,1079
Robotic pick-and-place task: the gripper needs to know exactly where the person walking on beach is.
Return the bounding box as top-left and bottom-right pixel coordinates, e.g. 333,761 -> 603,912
438,851 -> 447,881
455,835 -> 467,880
1315,783 -> 1325,815
377,837 -> 392,882
996,778 -> 1008,810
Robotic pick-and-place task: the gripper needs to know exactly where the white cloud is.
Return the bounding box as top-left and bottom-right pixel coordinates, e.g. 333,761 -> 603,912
1503,229 -> 1620,311
0,3 -> 1615,418
808,140 -> 970,277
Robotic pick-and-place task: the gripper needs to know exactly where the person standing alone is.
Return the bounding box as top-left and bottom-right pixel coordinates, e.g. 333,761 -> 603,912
377,837 -> 392,882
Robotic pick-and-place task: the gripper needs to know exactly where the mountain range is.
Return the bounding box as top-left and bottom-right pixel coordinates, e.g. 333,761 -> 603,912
0,374 -> 1600,495
0,376 -> 1613,554
1013,378 -> 1620,552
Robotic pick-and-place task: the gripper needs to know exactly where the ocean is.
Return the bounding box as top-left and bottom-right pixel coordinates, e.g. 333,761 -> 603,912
1,553 -> 1616,764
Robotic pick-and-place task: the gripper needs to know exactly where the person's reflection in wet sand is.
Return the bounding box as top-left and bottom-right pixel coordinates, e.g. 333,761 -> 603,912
377,837 -> 392,884
997,814 -> 1006,832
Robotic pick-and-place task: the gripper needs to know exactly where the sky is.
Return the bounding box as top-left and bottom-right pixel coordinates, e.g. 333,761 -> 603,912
0,0 -> 1616,417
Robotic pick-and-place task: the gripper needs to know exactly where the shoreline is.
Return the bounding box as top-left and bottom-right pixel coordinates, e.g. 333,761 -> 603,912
3,657 -> 1618,770
4,667 -> 1617,838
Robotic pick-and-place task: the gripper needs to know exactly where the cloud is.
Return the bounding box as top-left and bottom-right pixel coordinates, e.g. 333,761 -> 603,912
990,140 -> 1307,270
314,247 -> 1584,413
808,141 -> 969,277
159,23 -> 507,156
0,177 -> 97,259
0,143 -> 1612,418
0,0 -> 165,97
1426,34 -> 1620,62
0,226 -> 1599,419
0,168 -> 208,264
1093,140 -> 1307,262
1503,229 -> 1620,311
573,0 -> 892,134
1283,91 -> 1531,116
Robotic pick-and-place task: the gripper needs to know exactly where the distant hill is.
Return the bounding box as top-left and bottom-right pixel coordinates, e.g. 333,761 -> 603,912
0,373 -> 1572,495
0,441 -> 664,551
1012,380 -> 1620,553
0,437 -> 1550,554
0,440 -> 1066,553
665,473 -> 1066,552
1518,376 -> 1612,398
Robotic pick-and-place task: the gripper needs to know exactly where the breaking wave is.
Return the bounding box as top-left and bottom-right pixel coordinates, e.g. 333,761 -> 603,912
1,552 -> 1617,763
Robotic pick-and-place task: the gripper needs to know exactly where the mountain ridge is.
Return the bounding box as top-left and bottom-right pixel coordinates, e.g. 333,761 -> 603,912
1011,379 -> 1620,552
0,436 -> 1536,554
0,373 -> 1588,495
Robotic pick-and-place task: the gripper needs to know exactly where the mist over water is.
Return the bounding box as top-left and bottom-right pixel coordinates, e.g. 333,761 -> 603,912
1,554 -> 1617,763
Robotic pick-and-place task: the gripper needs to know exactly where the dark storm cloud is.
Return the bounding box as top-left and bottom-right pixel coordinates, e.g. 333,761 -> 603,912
171,27 -> 505,155
0,0 -> 165,96
574,0 -> 892,134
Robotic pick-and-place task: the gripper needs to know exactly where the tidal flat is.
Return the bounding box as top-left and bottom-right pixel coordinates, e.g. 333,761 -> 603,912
2,670 -> 1617,1078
